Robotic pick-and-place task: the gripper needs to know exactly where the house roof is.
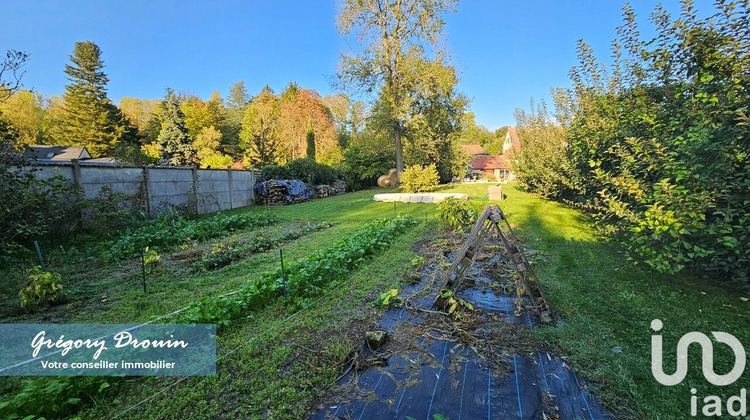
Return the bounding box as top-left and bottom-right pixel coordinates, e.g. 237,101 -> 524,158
469,155 -> 507,170
24,145 -> 90,161
460,144 -> 485,155
506,127 -> 521,150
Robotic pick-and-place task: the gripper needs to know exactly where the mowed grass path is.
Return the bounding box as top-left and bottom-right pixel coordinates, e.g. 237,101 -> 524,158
468,183 -> 748,420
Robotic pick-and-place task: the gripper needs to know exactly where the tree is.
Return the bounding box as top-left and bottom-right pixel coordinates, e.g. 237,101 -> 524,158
277,85 -> 340,164
0,90 -> 47,147
156,88 -> 196,166
227,81 -> 250,111
194,126 -> 232,168
223,81 -> 251,160
306,120 -> 316,159
337,0 -> 458,180
54,41 -> 127,157
119,97 -> 161,144
400,58 -> 467,182
180,91 -> 225,140
1,50 -> 29,103
240,86 -> 279,168
456,112 -> 493,146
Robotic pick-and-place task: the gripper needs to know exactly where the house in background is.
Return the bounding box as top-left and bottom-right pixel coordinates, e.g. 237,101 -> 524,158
466,127 -> 520,181
24,145 -> 117,165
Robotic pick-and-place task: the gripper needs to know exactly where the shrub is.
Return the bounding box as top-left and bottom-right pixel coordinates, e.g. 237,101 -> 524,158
436,198 -> 477,232
261,159 -> 339,185
19,267 -> 64,310
0,169 -> 83,260
341,144 -> 395,190
399,164 -> 439,193
260,164 -> 289,181
284,158 -> 338,185
82,185 -> 139,236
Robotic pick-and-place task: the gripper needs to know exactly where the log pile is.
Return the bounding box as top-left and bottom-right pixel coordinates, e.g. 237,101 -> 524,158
260,181 -> 287,205
332,180 -> 347,195
315,185 -> 334,198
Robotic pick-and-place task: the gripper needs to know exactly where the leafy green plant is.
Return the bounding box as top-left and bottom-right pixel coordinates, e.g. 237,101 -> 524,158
399,164 -> 439,193
436,197 -> 477,232
375,288 -> 401,307
19,267 -> 64,310
513,1 -> 750,283
192,223 -> 333,272
180,217 -> 416,326
143,246 -> 162,274
0,170 -> 83,260
103,211 -> 278,261
0,376 -> 114,419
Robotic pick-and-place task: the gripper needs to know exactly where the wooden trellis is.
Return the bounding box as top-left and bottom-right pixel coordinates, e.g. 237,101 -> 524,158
436,205 -> 553,323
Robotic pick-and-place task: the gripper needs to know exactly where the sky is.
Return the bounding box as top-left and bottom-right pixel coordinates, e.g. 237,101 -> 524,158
3,0 -> 705,130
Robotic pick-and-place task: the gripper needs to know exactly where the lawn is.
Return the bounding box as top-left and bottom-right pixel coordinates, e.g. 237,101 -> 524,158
1,183 -> 746,419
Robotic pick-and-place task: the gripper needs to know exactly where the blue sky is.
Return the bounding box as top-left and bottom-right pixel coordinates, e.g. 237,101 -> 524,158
3,1 -> 701,130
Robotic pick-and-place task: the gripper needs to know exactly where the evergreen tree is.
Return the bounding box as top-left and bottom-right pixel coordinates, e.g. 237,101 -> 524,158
157,88 -> 196,166
240,86 -> 279,168
223,81 -> 250,159
55,41 -> 125,156
306,120 -> 315,160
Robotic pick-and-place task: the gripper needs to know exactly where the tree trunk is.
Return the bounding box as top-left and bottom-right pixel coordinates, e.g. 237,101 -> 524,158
394,125 -> 403,183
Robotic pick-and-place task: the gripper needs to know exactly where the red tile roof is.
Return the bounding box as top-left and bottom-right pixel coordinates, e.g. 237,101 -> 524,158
469,155 -> 507,170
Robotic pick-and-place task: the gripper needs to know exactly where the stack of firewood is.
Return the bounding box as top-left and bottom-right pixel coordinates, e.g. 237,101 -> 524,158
315,185 -> 333,198
332,180 -> 346,195
260,181 -> 288,205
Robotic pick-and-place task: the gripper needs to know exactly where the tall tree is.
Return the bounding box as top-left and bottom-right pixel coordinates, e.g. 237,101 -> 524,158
306,120 -> 316,159
224,81 -> 251,159
156,88 -> 196,166
337,0 -> 457,180
277,85 -> 340,164
401,59 -> 466,181
227,81 -> 250,111
240,86 -> 279,168
54,41 -> 126,156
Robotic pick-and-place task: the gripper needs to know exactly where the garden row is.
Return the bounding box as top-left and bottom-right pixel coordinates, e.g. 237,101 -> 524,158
0,216 -> 416,419
180,216 -> 416,326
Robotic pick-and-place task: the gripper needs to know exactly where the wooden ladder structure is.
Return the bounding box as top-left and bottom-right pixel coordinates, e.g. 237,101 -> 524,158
435,205 -> 553,323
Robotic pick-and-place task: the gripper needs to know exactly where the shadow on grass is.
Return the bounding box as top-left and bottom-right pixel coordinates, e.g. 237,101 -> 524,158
490,185 -> 749,420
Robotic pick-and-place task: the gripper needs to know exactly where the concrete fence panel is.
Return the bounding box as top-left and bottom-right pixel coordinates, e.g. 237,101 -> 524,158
12,162 -> 256,215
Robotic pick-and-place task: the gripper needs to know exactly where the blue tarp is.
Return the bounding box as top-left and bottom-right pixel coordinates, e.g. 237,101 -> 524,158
254,179 -> 313,203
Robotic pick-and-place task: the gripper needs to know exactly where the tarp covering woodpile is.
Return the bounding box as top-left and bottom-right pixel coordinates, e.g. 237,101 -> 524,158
254,180 -> 313,205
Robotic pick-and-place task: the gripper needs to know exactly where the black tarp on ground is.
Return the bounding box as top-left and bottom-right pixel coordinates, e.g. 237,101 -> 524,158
310,240 -> 613,420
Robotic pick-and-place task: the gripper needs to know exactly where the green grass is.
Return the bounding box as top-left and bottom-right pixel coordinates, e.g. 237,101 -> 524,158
2,183 -> 747,419
78,219 -> 426,419
460,183 -> 749,420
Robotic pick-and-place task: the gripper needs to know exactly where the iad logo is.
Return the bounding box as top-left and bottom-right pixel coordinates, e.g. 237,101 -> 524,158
651,319 -> 748,417
651,319 -> 746,386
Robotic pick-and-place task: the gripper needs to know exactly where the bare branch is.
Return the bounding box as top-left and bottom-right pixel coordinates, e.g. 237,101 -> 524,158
0,50 -> 29,103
